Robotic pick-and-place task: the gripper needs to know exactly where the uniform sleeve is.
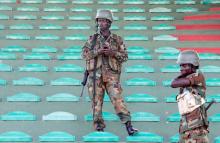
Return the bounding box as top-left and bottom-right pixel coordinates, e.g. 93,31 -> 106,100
82,36 -> 98,61
114,36 -> 128,63
187,72 -> 205,86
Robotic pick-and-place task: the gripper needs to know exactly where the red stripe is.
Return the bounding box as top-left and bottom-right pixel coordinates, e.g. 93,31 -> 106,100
174,24 -> 220,30
184,14 -> 220,20
172,35 -> 220,41
179,48 -> 220,54
209,7 -> 220,11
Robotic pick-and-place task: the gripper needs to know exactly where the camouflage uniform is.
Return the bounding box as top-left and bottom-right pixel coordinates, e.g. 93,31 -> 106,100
178,71 -> 209,143
82,32 -> 131,130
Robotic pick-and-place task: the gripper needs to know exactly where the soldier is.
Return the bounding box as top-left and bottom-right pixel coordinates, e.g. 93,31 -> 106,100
82,9 -> 138,135
171,50 -> 209,143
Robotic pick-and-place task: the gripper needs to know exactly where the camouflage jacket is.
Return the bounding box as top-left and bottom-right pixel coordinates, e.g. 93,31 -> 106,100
82,33 -> 128,73
179,70 -> 208,133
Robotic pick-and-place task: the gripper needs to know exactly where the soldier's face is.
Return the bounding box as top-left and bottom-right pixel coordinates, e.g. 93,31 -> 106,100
97,18 -> 111,31
180,63 -> 193,76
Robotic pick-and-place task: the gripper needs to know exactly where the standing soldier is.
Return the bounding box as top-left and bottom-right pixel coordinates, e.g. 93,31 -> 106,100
82,9 -> 138,135
171,50 -> 209,143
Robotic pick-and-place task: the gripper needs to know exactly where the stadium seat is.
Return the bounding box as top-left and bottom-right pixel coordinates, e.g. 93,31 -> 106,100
123,24 -> 147,30
131,112 -> 160,121
7,93 -> 41,102
72,0 -> 93,4
9,24 -> 33,30
153,35 -> 178,41
0,0 -> 16,3
63,46 -> 82,53
148,0 -> 170,4
69,15 -> 91,21
123,7 -> 145,13
39,24 -> 63,30
41,15 -> 64,20
1,45 -> 26,52
215,136 -> 220,142
128,46 -> 149,53
0,79 -> 7,86
98,7 -> 119,12
71,6 -> 92,12
128,53 -> 152,60
124,34 -> 148,41
44,6 -> 66,12
42,111 -> 77,121
0,63 -> 12,72
162,80 -> 172,86
123,0 -> 145,4
0,24 -> 5,30
1,111 -> 36,121
57,53 -> 82,60
39,131 -> 75,142
35,34 -> 60,40
14,15 -> 37,20
125,93 -> 158,102
125,65 -> 154,73
201,0 -> 220,4
6,33 -> 30,40
123,15 -> 147,21
50,77 -> 81,86
46,93 -> 79,102
167,113 -> 181,122
201,65 -> 220,73
83,132 -> 119,142
0,14 -> 9,20
23,53 -> 51,60
209,113 -> 220,122
151,15 -> 174,21
46,0 -> 68,4
98,0 -> 119,4
149,7 -> 172,13
0,52 -> 16,60
175,0 -> 196,4
21,0 -> 42,3
86,94 -> 111,102
160,65 -> 179,73
152,24 -> 176,30
0,5 -> 12,11
154,47 -> 179,54
13,77 -> 44,86
169,133 -> 179,143
165,94 -> 176,103
176,7 -> 198,13
67,24 -> 90,30
206,78 -> 220,86
65,34 -> 87,41
54,64 -> 84,72
17,6 -> 39,12
18,64 -> 48,72
0,131 -> 32,142
126,132 -> 163,142
125,78 -> 156,86
84,112 -> 119,121
206,94 -> 220,102
158,53 -> 178,60
32,46 -> 57,53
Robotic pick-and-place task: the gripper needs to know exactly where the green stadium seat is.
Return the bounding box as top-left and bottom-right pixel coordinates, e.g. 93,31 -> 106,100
125,65 -> 154,73
175,0 -> 196,4
44,6 -> 66,12
125,78 -> 156,86
199,53 -> 220,60
98,7 -> 119,13
0,5 -> 12,11
110,25 -> 119,30
153,35 -> 178,41
0,14 -> 9,20
42,111 -> 77,121
21,0 -> 42,3
126,132 -> 163,142
86,94 -> 111,102
0,24 -> 5,30
123,7 -> 145,13
162,80 -> 172,86
151,15 -> 174,21
128,53 -> 152,60
148,0 -> 170,4
123,24 -> 147,30
69,15 -> 91,21
123,0 -> 145,4
23,53 -> 51,60
0,79 -> 7,86
123,15 -> 147,21
128,46 -> 149,53
206,94 -> 220,102
85,112 -> 119,121
13,77 -> 44,86
176,7 -> 198,12
63,46 -> 82,53
209,113 -> 220,122
7,93 -> 41,102
13,15 -> 37,20
39,23 -> 63,30
9,24 -> 33,30
206,78 -> 220,86
67,24 -> 90,30
201,0 -> 220,4
50,77 -> 81,86
201,65 -> 220,73
83,132 -> 119,142
1,45 -> 26,52
54,64 -> 84,72
32,46 -> 57,53
39,131 -> 75,142
57,53 -> 82,60
18,64 -> 48,72
35,34 -> 60,40
155,47 -> 179,54
98,0 -> 119,4
1,111 -> 36,121
6,33 -> 31,40
41,15 -> 64,20
0,52 -> 16,60
46,0 -> 68,4
165,94 -> 176,103
158,53 -> 178,60
149,7 -> 172,13
46,93 -> 79,102
71,6 -> 92,12
152,24 -> 176,30
0,63 -> 12,72
170,133 -> 179,143
17,6 -> 39,12
131,112 -> 160,121
65,34 -> 87,41
215,136 -> 220,142
167,113 -> 180,122
0,131 -> 32,142
72,0 -> 93,4
161,65 -> 179,73
124,34 -> 148,41
0,0 -> 16,3
125,93 -> 158,102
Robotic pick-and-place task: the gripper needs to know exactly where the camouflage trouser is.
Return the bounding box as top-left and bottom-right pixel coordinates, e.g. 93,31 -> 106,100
179,127 -> 209,143
87,72 -> 131,130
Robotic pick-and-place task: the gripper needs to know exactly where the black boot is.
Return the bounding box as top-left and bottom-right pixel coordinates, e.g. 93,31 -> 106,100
125,121 -> 138,136
96,124 -> 104,132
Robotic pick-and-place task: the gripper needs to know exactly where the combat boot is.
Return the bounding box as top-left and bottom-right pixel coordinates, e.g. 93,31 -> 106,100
96,124 -> 104,132
125,121 -> 138,136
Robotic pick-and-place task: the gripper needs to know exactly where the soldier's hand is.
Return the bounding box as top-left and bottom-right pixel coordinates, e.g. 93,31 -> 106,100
103,49 -> 116,57
97,48 -> 105,55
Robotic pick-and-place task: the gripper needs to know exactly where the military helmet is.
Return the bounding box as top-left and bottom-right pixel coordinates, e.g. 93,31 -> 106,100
177,50 -> 200,66
96,9 -> 113,23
